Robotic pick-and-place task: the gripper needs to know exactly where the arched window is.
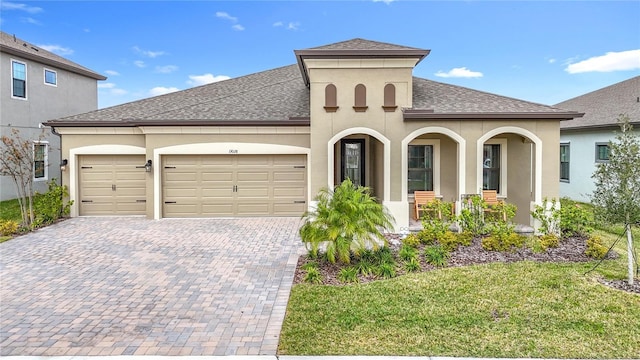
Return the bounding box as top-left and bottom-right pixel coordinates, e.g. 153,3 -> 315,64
383,84 -> 397,112
324,84 -> 338,112
353,84 -> 368,112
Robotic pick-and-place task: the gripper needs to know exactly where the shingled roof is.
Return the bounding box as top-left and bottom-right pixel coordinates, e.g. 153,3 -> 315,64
0,31 -> 106,81
45,38 -> 582,127
556,76 -> 640,130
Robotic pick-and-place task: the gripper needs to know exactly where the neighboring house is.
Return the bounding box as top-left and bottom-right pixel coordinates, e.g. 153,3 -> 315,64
44,38 -> 581,232
556,76 -> 640,203
0,31 -> 106,201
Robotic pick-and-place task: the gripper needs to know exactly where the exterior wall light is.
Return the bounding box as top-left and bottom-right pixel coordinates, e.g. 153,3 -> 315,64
60,159 -> 68,171
145,160 -> 152,172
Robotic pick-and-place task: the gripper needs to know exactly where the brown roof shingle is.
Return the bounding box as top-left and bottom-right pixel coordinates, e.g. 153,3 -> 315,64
556,76 -> 640,130
0,31 -> 106,80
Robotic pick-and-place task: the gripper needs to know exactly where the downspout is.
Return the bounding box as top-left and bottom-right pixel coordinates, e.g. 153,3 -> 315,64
49,126 -> 64,216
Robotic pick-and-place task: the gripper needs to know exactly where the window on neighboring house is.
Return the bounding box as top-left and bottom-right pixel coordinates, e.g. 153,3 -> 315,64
408,144 -> 434,193
44,69 -> 57,86
33,142 -> 48,180
12,60 -> 27,98
353,84 -> 367,112
595,143 -> 610,163
483,143 -> 502,193
560,143 -> 570,182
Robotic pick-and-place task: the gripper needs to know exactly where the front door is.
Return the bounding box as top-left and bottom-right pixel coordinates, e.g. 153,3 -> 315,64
341,139 -> 365,186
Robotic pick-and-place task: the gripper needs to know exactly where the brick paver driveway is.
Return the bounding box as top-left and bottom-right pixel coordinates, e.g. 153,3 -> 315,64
0,217 -> 304,356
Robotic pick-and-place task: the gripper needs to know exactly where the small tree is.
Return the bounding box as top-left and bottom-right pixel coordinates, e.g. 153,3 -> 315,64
591,115 -> 639,285
0,128 -> 47,227
299,179 -> 395,264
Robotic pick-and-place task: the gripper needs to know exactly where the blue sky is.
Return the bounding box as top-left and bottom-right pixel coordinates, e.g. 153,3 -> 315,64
2,0 -> 639,109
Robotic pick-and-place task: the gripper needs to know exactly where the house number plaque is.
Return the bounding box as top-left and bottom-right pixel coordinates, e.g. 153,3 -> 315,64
229,149 -> 238,154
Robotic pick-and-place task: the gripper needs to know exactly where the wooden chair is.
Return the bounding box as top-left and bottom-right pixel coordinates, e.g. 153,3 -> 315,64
482,190 -> 506,221
413,191 -> 438,220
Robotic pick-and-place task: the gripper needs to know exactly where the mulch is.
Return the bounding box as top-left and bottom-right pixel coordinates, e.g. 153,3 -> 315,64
294,235 -> 640,294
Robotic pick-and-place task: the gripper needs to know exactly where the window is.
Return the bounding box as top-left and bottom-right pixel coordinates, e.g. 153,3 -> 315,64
408,144 -> 433,193
12,60 -> 26,98
33,142 -> 48,180
44,69 -> 57,86
353,84 -> 367,112
383,84 -> 397,112
483,143 -> 501,193
324,84 -> 338,112
595,143 -> 610,163
560,143 -> 570,182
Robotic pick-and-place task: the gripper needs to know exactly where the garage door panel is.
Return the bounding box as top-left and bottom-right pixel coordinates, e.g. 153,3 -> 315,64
162,154 -> 306,217
79,155 -> 146,216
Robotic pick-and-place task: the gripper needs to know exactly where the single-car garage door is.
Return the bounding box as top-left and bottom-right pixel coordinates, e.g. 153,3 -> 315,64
162,154 -> 307,217
78,155 -> 147,216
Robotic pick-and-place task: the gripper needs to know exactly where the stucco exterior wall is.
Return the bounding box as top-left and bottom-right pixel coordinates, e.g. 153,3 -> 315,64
1,51 -> 99,200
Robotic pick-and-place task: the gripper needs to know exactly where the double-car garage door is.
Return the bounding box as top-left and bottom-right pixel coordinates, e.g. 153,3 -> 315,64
78,154 -> 307,217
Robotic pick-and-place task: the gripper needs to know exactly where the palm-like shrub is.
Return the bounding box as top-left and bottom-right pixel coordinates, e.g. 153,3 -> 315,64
299,179 -> 395,264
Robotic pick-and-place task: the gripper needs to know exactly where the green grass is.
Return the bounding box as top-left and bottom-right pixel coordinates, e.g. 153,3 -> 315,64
0,198 -> 23,222
279,229 -> 640,358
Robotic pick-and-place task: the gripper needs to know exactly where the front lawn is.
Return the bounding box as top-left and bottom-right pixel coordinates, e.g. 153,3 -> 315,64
279,260 -> 639,358
279,229 -> 640,358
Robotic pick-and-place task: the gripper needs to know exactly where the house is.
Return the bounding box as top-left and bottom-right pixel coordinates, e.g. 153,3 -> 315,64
0,31 -> 106,200
556,76 -> 640,203
43,38 -> 582,232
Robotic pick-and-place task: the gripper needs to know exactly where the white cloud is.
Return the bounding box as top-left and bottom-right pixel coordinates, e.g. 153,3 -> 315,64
372,0 -> 394,4
23,17 -> 41,25
232,24 -> 245,31
155,65 -> 178,74
434,67 -> 483,78
565,49 -> 640,74
133,46 -> 165,58
150,87 -> 180,96
98,83 -> 127,96
273,21 -> 283,27
104,70 -> 120,76
187,73 -> 231,86
37,44 -> 73,56
215,11 -> 237,22
548,58 -> 556,64
134,60 -> 146,68
287,22 -> 300,31
1,2 -> 43,13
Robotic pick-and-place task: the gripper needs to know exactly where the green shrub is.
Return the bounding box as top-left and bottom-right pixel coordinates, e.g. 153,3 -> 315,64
303,266 -> 323,284
375,262 -> 397,279
33,179 -> 73,226
424,245 -> 450,267
372,246 -> 395,266
0,220 -> 19,236
337,267 -> 359,283
540,234 -> 560,249
398,244 -> 418,261
404,257 -> 421,273
457,195 -> 487,236
559,197 -> 593,237
531,197 -> 561,236
585,235 -> 609,259
299,179 -> 395,264
402,233 -> 421,248
355,260 -> 375,276
301,261 -> 318,271
482,232 -> 526,252
438,230 -> 472,251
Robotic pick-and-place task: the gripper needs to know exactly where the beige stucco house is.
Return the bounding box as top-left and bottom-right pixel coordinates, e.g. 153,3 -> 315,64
44,38 -> 582,232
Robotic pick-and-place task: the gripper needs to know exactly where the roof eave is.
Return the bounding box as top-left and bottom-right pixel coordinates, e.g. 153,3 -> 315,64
403,110 -> 585,120
43,118 -> 311,127
294,49 -> 431,87
1,45 -> 107,80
